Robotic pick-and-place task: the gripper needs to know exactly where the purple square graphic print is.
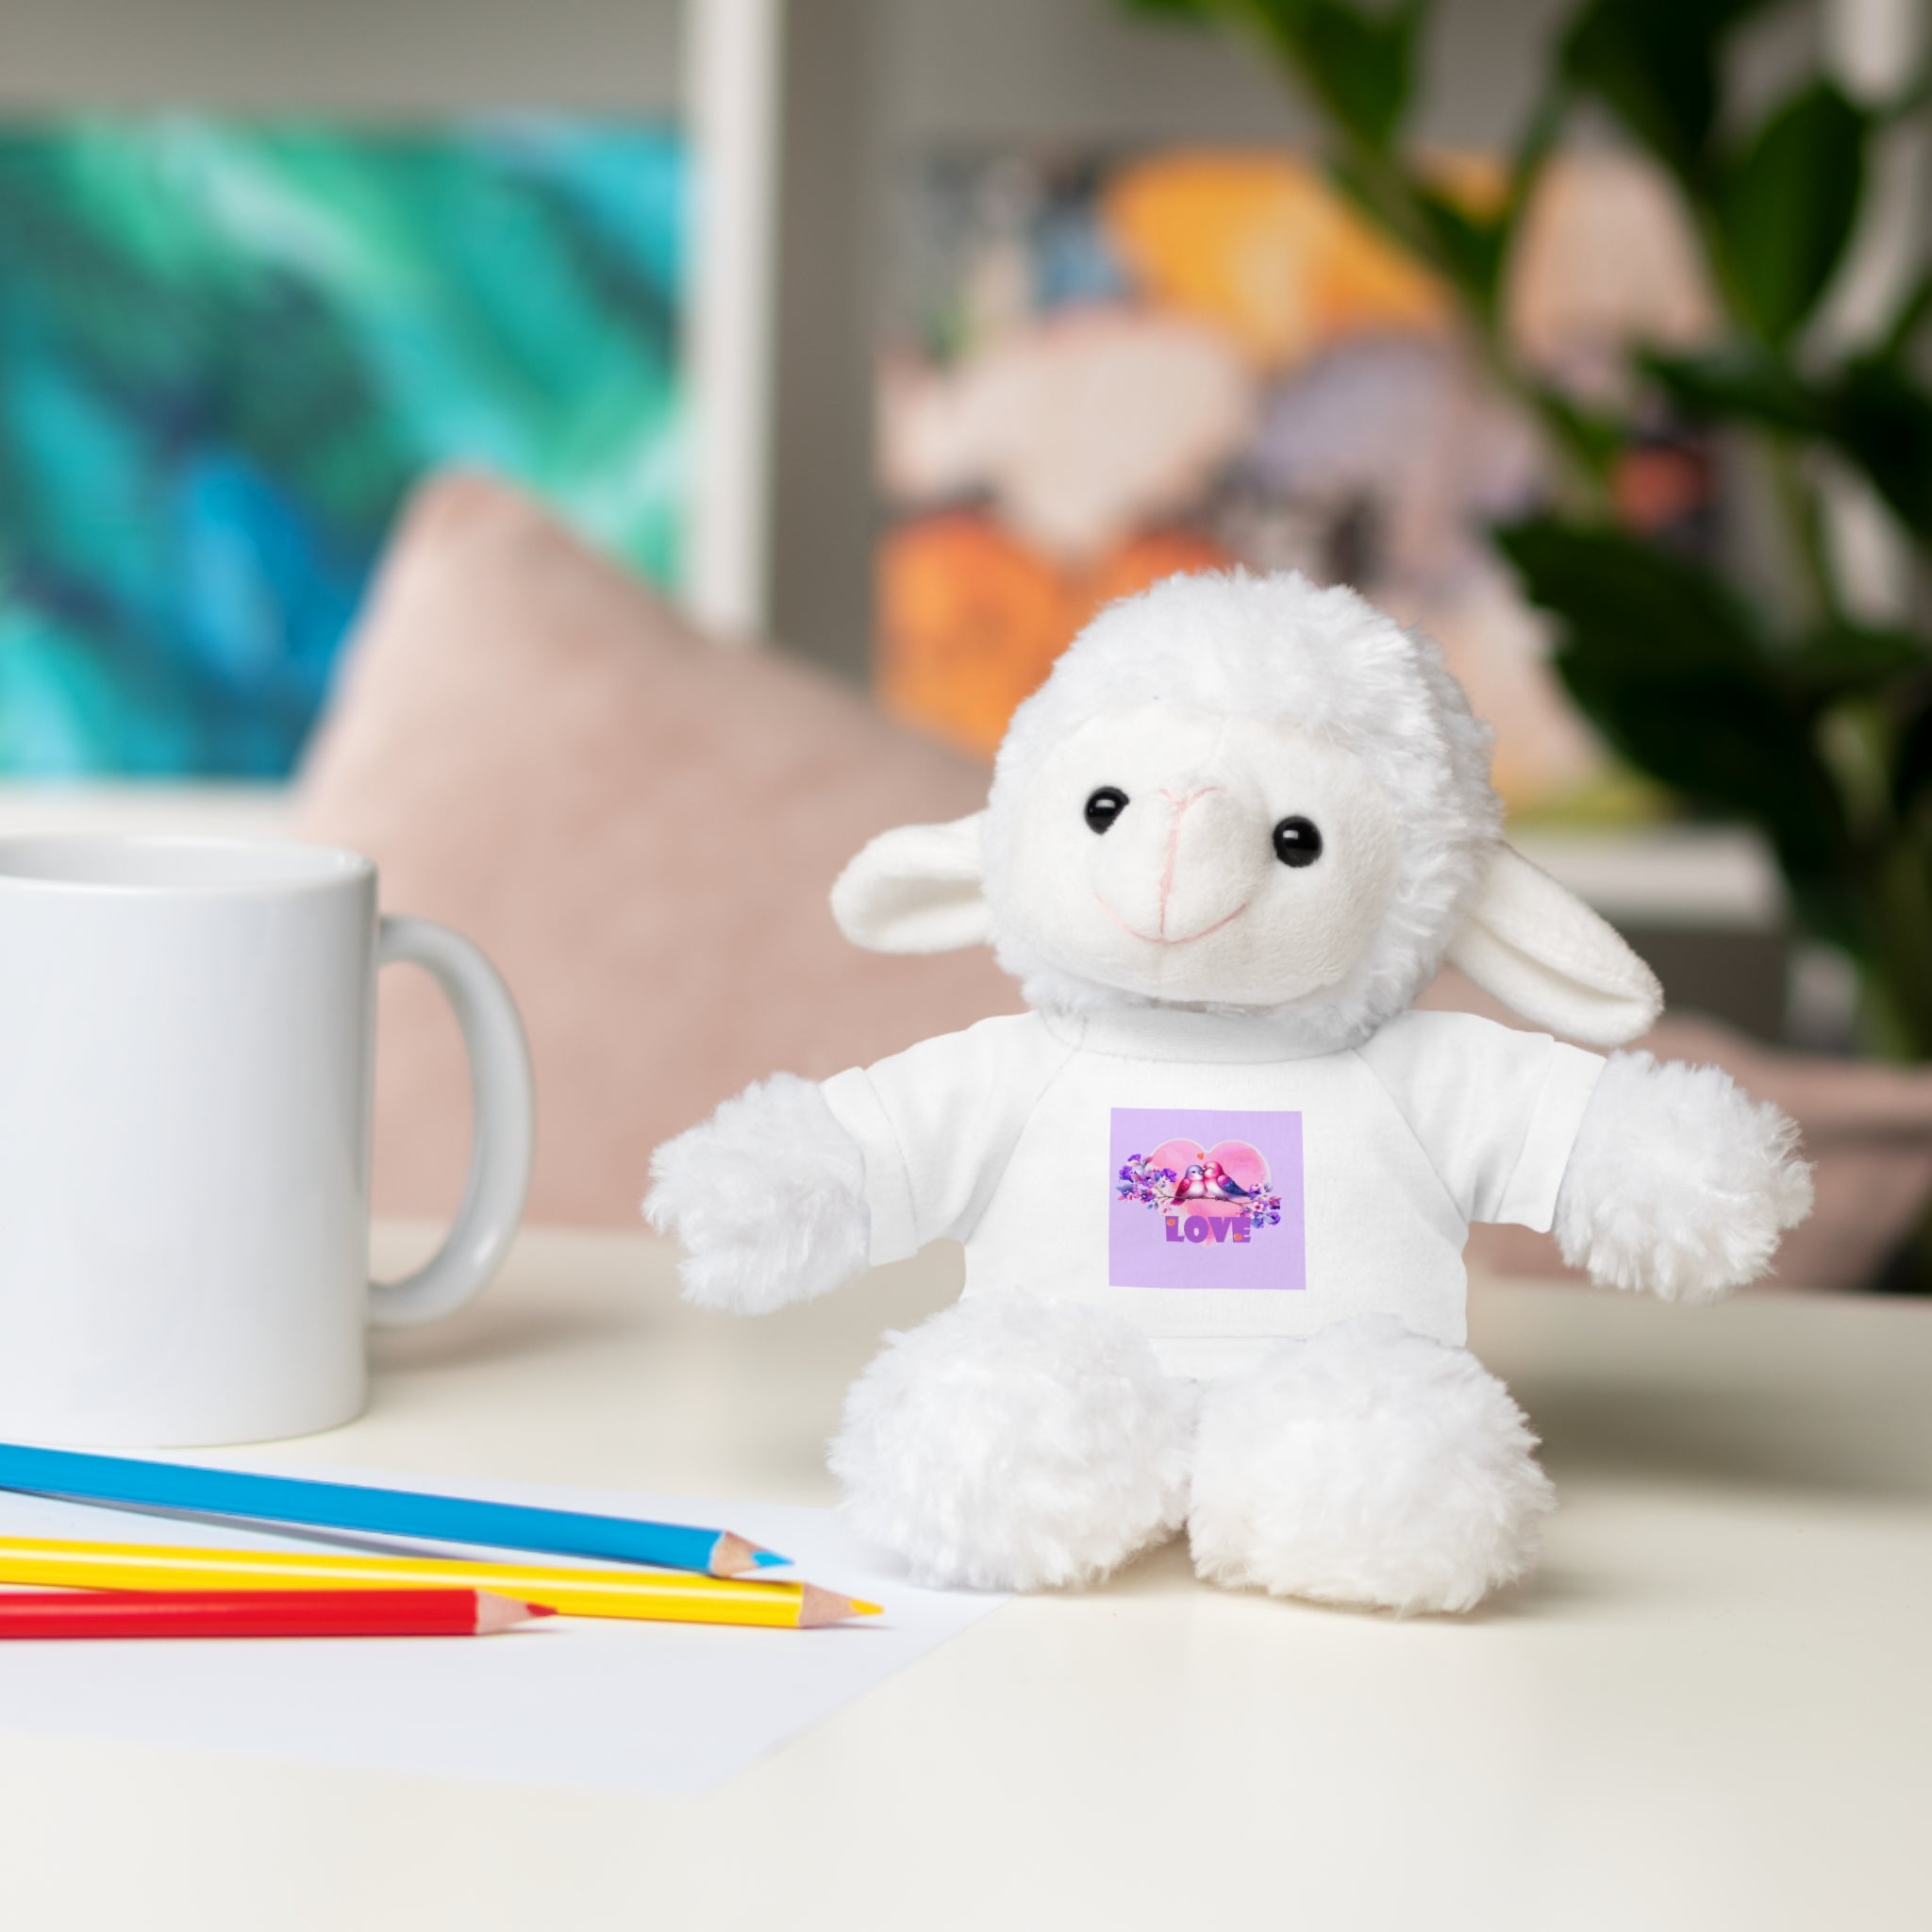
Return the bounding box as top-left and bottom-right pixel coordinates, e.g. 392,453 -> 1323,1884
1108,1108 -> 1306,1291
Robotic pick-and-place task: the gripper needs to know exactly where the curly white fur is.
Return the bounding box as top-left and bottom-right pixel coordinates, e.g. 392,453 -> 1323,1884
983,569 -> 1501,1047
1188,1317 -> 1556,1614
643,1074 -> 870,1313
830,1295 -> 1196,1591
1555,1051 -> 1813,1304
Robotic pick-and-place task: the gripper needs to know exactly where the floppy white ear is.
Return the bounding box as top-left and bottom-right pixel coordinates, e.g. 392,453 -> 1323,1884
830,812 -> 992,954
1445,843 -> 1662,1047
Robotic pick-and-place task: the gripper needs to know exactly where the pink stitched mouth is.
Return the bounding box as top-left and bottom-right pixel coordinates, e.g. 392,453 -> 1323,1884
1094,892 -> 1250,947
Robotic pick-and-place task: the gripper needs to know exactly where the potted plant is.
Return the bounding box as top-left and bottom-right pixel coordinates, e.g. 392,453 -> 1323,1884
1125,0 -> 1932,1060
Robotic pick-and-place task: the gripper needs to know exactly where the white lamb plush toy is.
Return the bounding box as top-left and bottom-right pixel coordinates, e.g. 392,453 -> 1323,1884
647,571 -> 1812,1613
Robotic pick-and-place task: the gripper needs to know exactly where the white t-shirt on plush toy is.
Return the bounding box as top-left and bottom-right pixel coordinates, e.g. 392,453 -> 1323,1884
822,1006 -> 1605,1377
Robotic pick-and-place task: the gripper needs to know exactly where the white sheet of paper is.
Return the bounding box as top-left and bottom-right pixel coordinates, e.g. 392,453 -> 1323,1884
0,1468 -> 1007,1794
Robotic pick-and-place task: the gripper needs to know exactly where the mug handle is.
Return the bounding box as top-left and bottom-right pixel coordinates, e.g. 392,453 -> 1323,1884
367,915 -> 535,1330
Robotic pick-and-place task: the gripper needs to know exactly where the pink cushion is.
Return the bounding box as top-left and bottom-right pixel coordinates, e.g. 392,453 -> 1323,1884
292,473 -> 1019,1227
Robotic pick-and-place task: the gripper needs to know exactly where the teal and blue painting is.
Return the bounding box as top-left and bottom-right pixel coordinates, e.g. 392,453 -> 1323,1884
0,116 -> 686,775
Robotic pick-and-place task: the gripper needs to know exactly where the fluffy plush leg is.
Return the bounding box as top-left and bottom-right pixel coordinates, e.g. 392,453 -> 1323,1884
1555,1051 -> 1813,1305
1188,1317 -> 1554,1615
643,1074 -> 869,1313
830,1295 -> 1195,1591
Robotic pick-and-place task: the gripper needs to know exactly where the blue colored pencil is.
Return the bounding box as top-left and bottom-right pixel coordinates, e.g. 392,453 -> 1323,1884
0,1441 -> 790,1577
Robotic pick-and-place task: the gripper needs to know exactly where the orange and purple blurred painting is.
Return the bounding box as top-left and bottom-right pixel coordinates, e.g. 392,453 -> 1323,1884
876,146 -> 1718,820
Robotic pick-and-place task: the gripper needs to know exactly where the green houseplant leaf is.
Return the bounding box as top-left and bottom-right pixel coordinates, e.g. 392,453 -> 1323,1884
1716,82 -> 1868,345
1786,623 -> 1932,701
1255,0 -> 1429,154
1830,358 -> 1932,543
1493,516 -> 1767,672
1408,180 -> 1508,315
1560,0 -> 1777,185
1496,517 -> 1856,920
1645,347 -> 1932,548
1890,693 -> 1932,819
1641,346 -> 1824,435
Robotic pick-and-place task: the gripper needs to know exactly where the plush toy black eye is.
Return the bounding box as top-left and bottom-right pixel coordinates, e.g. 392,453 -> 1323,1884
1273,816 -> 1323,868
1084,787 -> 1129,834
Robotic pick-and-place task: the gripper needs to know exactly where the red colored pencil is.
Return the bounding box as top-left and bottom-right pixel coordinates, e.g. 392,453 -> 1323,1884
0,1589 -> 554,1640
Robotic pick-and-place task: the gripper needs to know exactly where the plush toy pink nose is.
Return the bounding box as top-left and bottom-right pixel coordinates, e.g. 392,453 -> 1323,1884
1091,778 -> 1266,945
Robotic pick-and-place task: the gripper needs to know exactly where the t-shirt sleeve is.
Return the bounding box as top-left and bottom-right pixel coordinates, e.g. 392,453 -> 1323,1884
1355,1009 -> 1607,1231
818,1016 -> 1066,1266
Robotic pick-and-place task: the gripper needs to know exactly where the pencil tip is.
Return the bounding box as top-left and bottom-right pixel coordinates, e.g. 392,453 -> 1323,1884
796,1584 -> 881,1627
475,1593 -> 558,1633
709,1533 -> 752,1575
710,1534 -> 789,1575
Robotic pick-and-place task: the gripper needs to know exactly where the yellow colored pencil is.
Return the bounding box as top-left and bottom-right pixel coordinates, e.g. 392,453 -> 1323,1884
0,1538 -> 879,1629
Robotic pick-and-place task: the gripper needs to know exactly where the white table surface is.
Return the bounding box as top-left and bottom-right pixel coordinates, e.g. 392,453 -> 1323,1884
2,1224 -> 1927,1932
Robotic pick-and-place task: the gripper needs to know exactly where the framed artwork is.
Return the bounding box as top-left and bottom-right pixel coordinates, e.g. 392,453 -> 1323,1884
876,145 -> 1719,821
0,114 -> 686,775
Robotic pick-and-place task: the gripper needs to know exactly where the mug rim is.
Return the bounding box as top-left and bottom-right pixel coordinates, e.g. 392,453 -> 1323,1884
0,832 -> 375,898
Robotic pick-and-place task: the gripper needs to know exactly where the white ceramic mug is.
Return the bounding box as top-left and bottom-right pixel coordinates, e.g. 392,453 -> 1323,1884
0,834 -> 534,1446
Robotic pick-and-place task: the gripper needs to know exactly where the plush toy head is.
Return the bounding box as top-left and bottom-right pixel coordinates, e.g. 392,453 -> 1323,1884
836,571 -> 1661,1051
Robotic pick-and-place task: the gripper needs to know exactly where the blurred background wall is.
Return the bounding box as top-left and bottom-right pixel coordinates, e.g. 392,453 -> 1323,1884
775,0 -> 1823,685
6,0 -> 1932,1277
0,0 -> 683,109
0,0 -> 1923,1051
2,0 -> 1833,688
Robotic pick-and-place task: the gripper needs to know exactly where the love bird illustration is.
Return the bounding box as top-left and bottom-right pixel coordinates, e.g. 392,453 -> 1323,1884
1201,1159 -> 1256,1201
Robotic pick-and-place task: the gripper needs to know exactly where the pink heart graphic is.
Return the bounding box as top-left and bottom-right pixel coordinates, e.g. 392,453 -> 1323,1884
1147,1137 -> 1270,1217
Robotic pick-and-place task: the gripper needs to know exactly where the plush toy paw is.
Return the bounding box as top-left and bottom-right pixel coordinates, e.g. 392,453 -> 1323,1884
1187,1316 -> 1554,1615
643,1074 -> 870,1313
1555,1050 -> 1813,1305
830,1294 -> 1196,1591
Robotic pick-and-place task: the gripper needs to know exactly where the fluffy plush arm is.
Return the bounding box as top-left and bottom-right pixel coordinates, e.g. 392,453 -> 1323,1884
1554,1051 -> 1813,1304
643,1074 -> 871,1314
